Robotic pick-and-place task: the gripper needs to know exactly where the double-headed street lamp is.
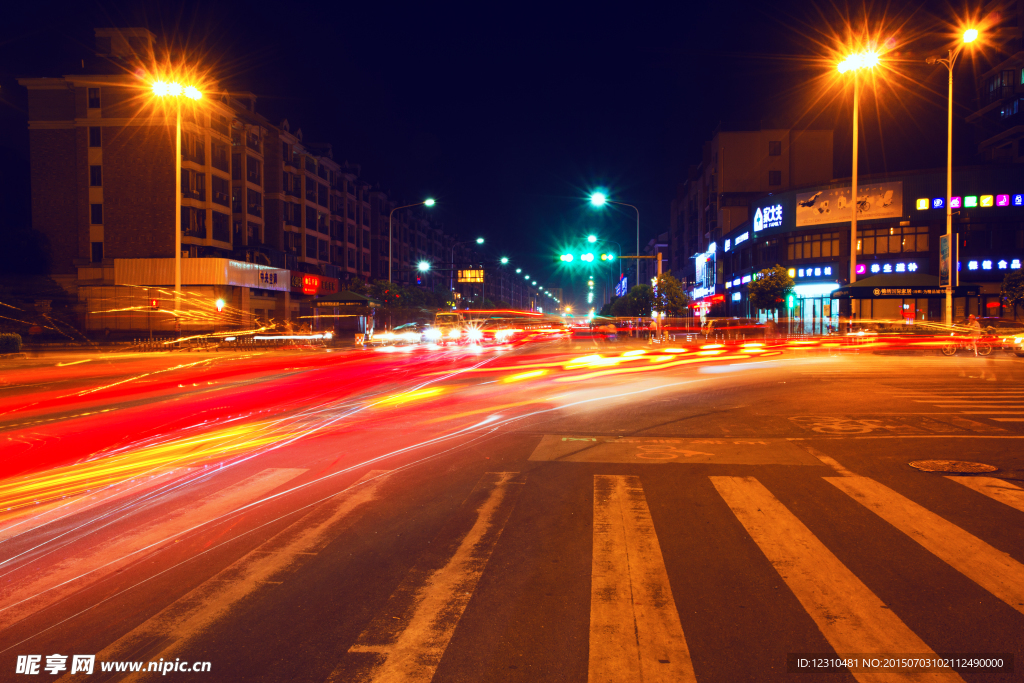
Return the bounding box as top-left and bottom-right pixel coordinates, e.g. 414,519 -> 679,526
836,50 -> 879,319
928,27 -> 979,325
389,198 -> 435,282
152,80 -> 202,315
590,192 -> 640,286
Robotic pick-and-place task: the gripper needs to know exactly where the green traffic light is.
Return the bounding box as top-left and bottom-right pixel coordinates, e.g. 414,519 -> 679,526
500,257 -> 509,264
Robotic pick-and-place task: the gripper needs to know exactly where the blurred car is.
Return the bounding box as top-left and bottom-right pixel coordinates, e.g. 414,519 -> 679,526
389,322 -> 430,345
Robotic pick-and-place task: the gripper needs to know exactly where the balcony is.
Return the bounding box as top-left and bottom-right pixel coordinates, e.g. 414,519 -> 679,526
182,224 -> 206,239
212,191 -> 229,207
182,188 -> 205,201
246,132 -> 260,152
247,170 -> 261,185
211,153 -> 229,173
247,203 -> 262,217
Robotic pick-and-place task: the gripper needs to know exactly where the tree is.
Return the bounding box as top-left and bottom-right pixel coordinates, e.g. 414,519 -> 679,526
609,284 -> 654,317
652,273 -> 690,316
747,265 -> 794,319
1002,268 -> 1024,318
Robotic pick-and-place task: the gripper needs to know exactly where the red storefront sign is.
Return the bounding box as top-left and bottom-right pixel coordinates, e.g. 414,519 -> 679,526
290,272 -> 339,296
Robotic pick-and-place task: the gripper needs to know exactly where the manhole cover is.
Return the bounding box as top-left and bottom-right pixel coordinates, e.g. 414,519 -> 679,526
908,460 -> 998,473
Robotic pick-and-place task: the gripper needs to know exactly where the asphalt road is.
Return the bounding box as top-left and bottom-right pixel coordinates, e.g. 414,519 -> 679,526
1,341 -> 1022,682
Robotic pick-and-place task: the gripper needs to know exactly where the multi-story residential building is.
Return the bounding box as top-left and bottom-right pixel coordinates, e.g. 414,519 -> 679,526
18,27 -> 535,334
965,2 -> 1024,162
668,122 -> 834,298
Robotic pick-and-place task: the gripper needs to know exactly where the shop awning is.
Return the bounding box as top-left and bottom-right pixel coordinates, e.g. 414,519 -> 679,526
313,290 -> 381,309
831,273 -> 979,299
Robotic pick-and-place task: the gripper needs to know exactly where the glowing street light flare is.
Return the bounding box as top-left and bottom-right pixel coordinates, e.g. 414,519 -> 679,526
418,261 -> 431,272
424,198 -> 436,206
590,192 -> 607,207
500,257 -> 509,264
476,237 -> 484,244
837,51 -> 879,73
587,234 -> 597,243
963,28 -> 978,43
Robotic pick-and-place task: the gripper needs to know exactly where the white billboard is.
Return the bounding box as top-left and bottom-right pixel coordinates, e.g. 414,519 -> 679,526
795,181 -> 903,227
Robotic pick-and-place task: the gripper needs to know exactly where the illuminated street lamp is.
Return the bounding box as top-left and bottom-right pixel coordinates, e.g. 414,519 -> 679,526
417,261 -> 431,272
587,234 -> 597,243
927,27 -> 979,325
516,268 -> 522,273
152,79 -> 202,315
500,256 -> 509,264
590,192 -> 640,288
837,50 -> 879,318
388,198 -> 435,282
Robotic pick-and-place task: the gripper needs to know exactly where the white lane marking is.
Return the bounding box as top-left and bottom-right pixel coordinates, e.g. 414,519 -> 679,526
946,477 -> 1024,514
0,467 -> 306,630
796,445 -> 854,476
711,476 -> 964,683
56,470 -> 390,683
827,476 -> 1024,616
335,472 -> 523,683
589,475 -> 696,683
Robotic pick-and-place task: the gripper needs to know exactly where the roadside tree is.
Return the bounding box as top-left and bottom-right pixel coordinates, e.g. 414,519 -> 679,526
747,265 -> 794,319
652,273 -> 690,316
1002,268 -> 1024,317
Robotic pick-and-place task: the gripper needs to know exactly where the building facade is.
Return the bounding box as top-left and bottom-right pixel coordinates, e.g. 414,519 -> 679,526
713,166 -> 1024,331
669,123 -> 834,289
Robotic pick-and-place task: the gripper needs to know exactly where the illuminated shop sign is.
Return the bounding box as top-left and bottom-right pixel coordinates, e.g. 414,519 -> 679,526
787,266 -> 834,278
753,205 -> 782,232
615,276 -> 629,297
919,194 -> 1013,209
734,231 -> 749,246
731,292 -> 741,301
724,239 -> 731,252
855,261 -> 920,275
258,271 -> 279,286
966,259 -> 1021,271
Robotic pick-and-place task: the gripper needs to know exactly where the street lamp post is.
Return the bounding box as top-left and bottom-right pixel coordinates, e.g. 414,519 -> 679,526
152,80 -> 202,320
388,199 -> 434,283
928,28 -> 978,325
837,51 -> 879,323
590,193 -> 640,288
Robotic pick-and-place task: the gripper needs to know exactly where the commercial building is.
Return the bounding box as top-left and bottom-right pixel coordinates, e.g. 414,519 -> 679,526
668,122 -> 834,287
712,166 -> 1024,331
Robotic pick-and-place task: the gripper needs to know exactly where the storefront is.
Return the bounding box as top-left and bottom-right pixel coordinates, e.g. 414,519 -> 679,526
314,290 -> 379,342
289,271 -> 339,332
718,166 -> 1024,323
831,273 -> 980,323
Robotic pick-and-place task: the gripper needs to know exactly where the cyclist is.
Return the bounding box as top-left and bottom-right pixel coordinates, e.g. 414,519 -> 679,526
967,314 -> 982,356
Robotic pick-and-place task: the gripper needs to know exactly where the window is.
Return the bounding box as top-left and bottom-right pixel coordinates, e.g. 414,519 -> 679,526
246,189 -> 261,217
212,175 -> 230,206
88,127 -> 101,147
306,234 -> 317,259
87,88 -> 100,108
768,170 -> 782,186
306,177 -> 317,202
768,141 -> 782,156
232,154 -> 241,181
348,249 -> 355,267
282,141 -> 289,160
319,239 -> 329,261
317,211 -> 328,234
318,183 -> 327,207
855,226 -> 928,255
91,242 -> 103,262
212,211 -> 229,242
246,155 -> 261,185
90,204 -> 102,224
211,141 -> 229,172
195,173 -> 205,200
787,232 -> 840,260
90,165 -> 102,187
247,221 -> 261,245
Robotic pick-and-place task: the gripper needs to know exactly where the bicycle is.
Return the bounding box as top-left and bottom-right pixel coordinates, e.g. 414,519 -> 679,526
940,334 -> 993,356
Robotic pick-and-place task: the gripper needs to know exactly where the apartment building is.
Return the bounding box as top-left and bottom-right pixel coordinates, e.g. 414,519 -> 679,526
18,27 -> 480,333
964,2 -> 1024,162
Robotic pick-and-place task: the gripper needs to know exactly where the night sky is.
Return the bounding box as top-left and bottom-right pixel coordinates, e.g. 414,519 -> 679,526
0,1 -> 1002,303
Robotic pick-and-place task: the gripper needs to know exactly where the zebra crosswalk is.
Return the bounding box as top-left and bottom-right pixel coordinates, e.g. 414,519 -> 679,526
9,462 -> 1023,682
903,387 -> 1024,421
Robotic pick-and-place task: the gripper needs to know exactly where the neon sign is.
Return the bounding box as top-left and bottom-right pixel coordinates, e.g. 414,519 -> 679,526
734,231 -> 749,246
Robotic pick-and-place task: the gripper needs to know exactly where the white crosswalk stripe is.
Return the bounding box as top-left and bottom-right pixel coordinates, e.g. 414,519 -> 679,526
898,387 -> 1024,420
712,475 -> 965,683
